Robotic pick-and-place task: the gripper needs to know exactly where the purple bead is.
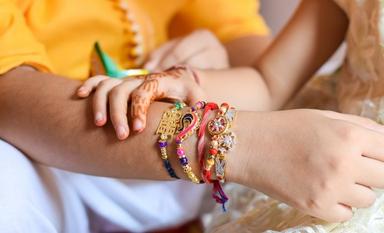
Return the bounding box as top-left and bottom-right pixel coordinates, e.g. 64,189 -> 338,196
191,107 -> 196,112
158,141 -> 167,148
179,157 -> 188,166
175,138 -> 182,144
177,148 -> 185,156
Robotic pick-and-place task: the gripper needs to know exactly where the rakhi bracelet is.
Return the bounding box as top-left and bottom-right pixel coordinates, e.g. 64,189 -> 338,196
156,102 -> 186,179
207,103 -> 236,182
205,103 -> 236,211
197,102 -> 219,183
175,101 -> 206,184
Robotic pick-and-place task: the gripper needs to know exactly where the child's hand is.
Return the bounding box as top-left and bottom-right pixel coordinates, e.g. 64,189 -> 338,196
77,66 -> 205,140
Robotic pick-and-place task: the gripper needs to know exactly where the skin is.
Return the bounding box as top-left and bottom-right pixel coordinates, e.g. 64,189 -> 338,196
224,34 -> 272,66
2,68 -> 384,223
88,0 -> 348,138
78,66 -> 205,139
0,0 -> 382,223
144,30 -> 231,71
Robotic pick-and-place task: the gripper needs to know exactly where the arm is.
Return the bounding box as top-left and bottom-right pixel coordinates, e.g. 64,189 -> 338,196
224,35 -> 271,66
198,0 -> 348,110
0,67 -> 254,179
256,0 -> 348,108
3,67 -> 384,222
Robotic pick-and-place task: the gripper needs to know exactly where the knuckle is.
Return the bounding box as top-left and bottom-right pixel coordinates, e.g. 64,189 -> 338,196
109,85 -> 124,99
98,79 -> 111,88
335,123 -> 360,143
195,30 -> 220,44
132,88 -> 147,98
93,75 -> 107,80
325,155 -> 348,175
194,29 -> 214,38
302,194 -> 324,211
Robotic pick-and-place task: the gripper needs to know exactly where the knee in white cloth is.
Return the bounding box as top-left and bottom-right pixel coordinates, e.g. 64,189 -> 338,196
0,140 -> 88,233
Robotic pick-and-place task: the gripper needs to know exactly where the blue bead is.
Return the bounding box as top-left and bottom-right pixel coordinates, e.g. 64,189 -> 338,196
163,160 -> 180,179
179,157 -> 188,166
158,141 -> 167,148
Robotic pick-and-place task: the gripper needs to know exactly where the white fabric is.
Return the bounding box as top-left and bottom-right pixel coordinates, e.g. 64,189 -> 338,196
0,139 -> 208,233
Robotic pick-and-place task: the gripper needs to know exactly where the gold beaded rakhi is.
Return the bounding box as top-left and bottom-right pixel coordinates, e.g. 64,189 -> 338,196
156,102 -> 186,179
174,101 -> 205,184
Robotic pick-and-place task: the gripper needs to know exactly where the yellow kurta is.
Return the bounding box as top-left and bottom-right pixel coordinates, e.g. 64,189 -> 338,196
0,0 -> 269,80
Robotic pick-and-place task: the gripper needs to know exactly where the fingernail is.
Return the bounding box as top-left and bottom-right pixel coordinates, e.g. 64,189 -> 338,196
133,119 -> 143,132
78,87 -> 86,95
117,126 -> 128,139
95,112 -> 104,125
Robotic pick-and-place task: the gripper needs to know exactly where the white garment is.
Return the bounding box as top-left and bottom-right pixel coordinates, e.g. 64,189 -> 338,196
0,139 -> 208,233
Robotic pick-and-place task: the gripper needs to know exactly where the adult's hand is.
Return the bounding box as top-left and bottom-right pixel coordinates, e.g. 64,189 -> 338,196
144,30 -> 229,71
228,109 -> 384,222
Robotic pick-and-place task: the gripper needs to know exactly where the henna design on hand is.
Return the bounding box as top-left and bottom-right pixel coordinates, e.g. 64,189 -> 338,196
129,66 -> 190,130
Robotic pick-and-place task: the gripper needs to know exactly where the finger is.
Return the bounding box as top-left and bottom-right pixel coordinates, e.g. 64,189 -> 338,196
93,79 -> 121,126
356,155 -> 384,188
340,184 -> 376,209
144,40 -> 178,71
320,110 -> 384,133
108,82 -> 137,140
185,85 -> 206,106
360,127 -> 384,162
185,48 -> 229,69
158,31 -> 219,69
130,79 -> 159,133
77,75 -> 108,97
313,203 -> 353,223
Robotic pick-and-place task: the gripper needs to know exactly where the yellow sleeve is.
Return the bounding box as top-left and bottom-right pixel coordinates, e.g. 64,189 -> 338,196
169,0 -> 270,43
0,1 -> 52,75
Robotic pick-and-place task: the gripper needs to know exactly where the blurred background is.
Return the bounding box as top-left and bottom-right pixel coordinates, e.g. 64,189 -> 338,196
260,0 -> 299,35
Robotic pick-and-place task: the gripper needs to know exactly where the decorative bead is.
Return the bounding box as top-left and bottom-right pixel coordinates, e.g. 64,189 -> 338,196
175,102 -> 184,110
156,103 -> 185,179
115,1 -> 144,66
174,101 -> 204,184
179,157 -> 188,166
209,148 -> 218,155
208,116 -> 229,135
176,148 -> 185,157
206,158 -> 215,167
163,160 -> 179,179
158,141 -> 167,148
211,140 -> 219,148
183,166 -> 192,172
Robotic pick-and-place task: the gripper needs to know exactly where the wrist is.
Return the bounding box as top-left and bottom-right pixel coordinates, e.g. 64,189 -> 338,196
224,111 -> 261,186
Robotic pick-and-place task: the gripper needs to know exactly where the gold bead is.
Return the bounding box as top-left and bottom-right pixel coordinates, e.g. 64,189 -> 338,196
206,158 -> 214,166
211,140 -> 219,148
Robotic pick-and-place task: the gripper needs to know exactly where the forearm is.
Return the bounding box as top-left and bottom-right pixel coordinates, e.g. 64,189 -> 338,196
0,68 -> 252,182
197,1 -> 348,111
0,68 -> 166,178
197,68 -> 272,111
255,0 -> 348,109
225,35 -> 271,67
